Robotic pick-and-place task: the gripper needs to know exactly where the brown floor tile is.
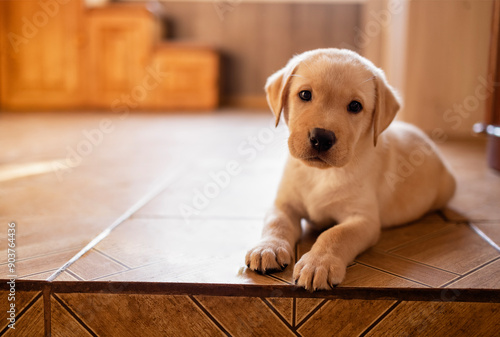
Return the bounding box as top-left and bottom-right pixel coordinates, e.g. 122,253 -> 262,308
439,139 -> 500,222
0,248 -> 80,280
2,296 -> 44,336
57,293 -> 225,336
390,223 -> 500,275
67,249 -> 129,281
415,211 -> 449,223
135,115 -> 288,220
0,112 -> 122,164
0,216 -> 115,266
447,258 -> 500,289
340,263 -> 429,288
266,297 -> 293,325
196,295 -> 294,336
296,298 -> 325,326
55,271 -> 81,281
0,163 -> 175,218
355,249 -> 458,287
0,112 -> 228,169
441,207 -> 469,223
65,217 -> 287,285
102,261 -> 286,285
472,221 -> 500,248
51,296 -> 94,337
136,164 -> 283,219
2,112 -> 499,336
375,219 -> 453,252
366,301 -> 500,336
266,267 -> 294,285
297,299 -> 396,336
26,270 -> 79,281
0,291 -> 40,332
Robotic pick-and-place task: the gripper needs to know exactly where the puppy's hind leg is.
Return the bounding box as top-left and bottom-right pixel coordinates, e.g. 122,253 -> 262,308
246,206 -> 302,273
433,165 -> 457,210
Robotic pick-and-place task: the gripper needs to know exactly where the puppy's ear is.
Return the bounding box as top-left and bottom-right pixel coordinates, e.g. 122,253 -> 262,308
265,59 -> 300,127
265,69 -> 286,127
372,75 -> 401,146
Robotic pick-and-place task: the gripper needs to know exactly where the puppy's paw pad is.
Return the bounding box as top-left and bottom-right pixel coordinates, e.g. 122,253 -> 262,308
245,239 -> 292,274
293,252 -> 346,291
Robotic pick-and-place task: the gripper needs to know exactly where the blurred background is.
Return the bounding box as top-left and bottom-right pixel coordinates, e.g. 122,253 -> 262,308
0,0 -> 497,140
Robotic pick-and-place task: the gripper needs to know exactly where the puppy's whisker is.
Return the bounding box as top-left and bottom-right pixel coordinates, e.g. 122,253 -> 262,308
301,60 -> 314,73
290,74 -> 309,80
359,76 -> 376,85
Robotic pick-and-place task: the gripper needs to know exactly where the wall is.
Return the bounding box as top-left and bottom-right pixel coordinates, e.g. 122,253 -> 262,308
352,0 -> 492,139
151,1 -> 361,106
105,1 -> 493,139
398,0 -> 493,139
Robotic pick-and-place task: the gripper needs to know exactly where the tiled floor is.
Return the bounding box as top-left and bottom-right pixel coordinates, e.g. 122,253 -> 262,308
1,111 -> 499,336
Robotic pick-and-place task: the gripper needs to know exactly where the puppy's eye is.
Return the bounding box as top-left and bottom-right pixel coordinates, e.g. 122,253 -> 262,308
299,90 -> 312,101
347,100 -> 363,113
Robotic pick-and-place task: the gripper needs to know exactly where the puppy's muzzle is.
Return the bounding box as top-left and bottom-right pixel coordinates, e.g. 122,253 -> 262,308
309,128 -> 336,153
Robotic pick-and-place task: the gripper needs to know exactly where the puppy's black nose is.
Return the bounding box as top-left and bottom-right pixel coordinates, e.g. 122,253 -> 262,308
309,128 -> 336,152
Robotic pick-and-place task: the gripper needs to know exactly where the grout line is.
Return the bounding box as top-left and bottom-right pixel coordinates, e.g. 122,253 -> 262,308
93,248 -> 132,271
90,260 -> 165,281
469,223 -> 500,253
45,169 -> 181,282
188,295 -> 231,337
440,256 -> 500,288
0,246 -> 82,267
90,255 -> 182,281
358,300 -> 401,337
354,261 -> 433,288
0,292 -> 43,336
267,273 -> 294,285
261,297 -> 300,336
385,223 -> 459,254
369,248 -> 461,276
294,299 -> 328,331
19,269 -> 59,280
44,284 -> 51,337
65,269 -> 84,281
52,294 -> 99,337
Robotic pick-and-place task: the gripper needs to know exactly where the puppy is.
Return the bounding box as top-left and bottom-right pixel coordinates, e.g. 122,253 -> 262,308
245,48 -> 456,291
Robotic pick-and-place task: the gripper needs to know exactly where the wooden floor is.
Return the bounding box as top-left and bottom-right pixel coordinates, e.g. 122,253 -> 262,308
1,111 -> 499,336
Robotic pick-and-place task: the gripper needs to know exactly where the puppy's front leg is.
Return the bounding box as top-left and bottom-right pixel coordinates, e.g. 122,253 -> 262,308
246,206 -> 302,273
294,215 -> 380,291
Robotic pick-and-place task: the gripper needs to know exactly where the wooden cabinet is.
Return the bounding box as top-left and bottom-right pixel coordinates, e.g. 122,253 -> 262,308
0,0 -> 85,110
145,44 -> 219,110
0,1 -> 219,111
86,4 -> 156,108
86,6 -> 219,111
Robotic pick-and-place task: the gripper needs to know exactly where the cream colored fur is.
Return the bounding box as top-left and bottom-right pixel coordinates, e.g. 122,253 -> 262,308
245,48 -> 456,291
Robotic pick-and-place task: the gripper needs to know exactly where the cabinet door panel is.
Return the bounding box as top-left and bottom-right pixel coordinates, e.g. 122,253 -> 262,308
0,0 -> 84,110
86,7 -> 155,108
147,47 -> 219,110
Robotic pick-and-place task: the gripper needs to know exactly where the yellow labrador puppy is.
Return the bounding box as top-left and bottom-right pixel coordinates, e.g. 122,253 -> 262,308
245,48 -> 456,291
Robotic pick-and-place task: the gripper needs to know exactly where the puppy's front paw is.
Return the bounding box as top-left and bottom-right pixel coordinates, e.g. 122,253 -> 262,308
245,239 -> 293,273
293,252 -> 346,291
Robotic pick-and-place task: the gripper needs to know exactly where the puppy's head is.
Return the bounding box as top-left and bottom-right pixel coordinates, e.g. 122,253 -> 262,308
266,48 -> 400,169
